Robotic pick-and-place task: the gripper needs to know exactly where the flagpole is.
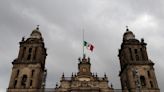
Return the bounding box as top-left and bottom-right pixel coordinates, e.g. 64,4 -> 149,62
82,28 -> 84,57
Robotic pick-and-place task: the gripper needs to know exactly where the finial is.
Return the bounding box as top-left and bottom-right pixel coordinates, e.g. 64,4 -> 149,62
141,38 -> 144,43
72,72 -> 73,77
22,36 -> 25,41
36,25 -> 40,30
78,57 -> 81,62
55,82 -> 58,88
111,83 -> 113,88
104,73 -> 107,78
62,72 -> 65,78
126,26 -> 129,31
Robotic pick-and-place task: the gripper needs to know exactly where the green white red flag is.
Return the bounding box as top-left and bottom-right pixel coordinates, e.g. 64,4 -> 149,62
83,41 -> 94,52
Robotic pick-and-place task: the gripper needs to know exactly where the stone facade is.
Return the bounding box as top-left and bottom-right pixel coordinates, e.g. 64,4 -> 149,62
54,55 -> 113,92
7,27 -> 47,92
7,27 -> 160,92
118,28 -> 160,92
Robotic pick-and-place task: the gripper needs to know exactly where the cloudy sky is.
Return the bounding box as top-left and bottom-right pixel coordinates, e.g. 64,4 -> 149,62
0,0 -> 164,91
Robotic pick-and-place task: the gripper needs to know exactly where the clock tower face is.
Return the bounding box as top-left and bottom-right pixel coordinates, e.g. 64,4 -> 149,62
77,55 -> 91,76
82,68 -> 87,72
80,66 -> 90,74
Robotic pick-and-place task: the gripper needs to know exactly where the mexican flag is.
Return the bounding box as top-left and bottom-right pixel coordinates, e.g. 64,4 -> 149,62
83,41 -> 94,52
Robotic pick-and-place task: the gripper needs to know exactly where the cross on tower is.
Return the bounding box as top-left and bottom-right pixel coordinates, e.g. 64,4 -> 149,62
126,26 -> 129,31
36,25 -> 40,30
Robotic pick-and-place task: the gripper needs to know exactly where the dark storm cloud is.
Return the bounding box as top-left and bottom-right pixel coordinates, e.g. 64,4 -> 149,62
0,0 -> 164,91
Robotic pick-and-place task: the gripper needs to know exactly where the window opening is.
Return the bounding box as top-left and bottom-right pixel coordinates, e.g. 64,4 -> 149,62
30,80 -> 33,86
147,71 -> 151,78
150,81 -> 154,88
27,54 -> 31,60
31,70 -> 35,77
16,70 -> 19,77
129,48 -> 133,60
29,48 -> 32,53
21,47 -> 26,59
21,75 -> 27,88
13,80 -> 17,88
140,76 -> 146,87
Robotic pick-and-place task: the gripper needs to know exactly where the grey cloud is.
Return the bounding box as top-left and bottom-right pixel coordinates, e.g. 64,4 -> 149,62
0,0 -> 163,91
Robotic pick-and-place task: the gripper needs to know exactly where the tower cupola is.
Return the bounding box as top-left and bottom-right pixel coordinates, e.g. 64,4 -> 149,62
8,26 -> 47,92
123,27 -> 135,41
30,25 -> 42,39
118,27 -> 159,92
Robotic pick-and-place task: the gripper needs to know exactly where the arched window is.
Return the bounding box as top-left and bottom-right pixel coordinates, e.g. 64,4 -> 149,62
136,55 -> 139,61
31,70 -> 35,77
147,71 -> 151,78
13,80 -> 17,88
33,47 -> 37,60
134,49 -> 138,54
16,70 -> 19,77
21,75 -> 27,88
26,48 -> 32,60
27,54 -> 31,60
30,80 -> 33,86
140,48 -> 145,60
150,81 -> 154,88
29,48 -> 32,53
129,48 -> 133,60
140,76 -> 146,87
21,47 -> 26,59
134,49 -> 140,61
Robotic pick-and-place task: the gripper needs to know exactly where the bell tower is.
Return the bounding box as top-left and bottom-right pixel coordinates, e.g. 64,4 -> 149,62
118,28 -> 160,92
7,26 -> 47,92
77,54 -> 92,77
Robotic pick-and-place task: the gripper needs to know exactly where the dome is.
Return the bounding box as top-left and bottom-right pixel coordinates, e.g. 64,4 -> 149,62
30,26 -> 42,39
123,28 -> 135,40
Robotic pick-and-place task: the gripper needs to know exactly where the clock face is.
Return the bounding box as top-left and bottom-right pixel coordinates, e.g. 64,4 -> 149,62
82,68 -> 87,72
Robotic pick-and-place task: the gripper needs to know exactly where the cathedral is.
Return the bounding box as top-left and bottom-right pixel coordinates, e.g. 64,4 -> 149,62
7,26 -> 160,92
